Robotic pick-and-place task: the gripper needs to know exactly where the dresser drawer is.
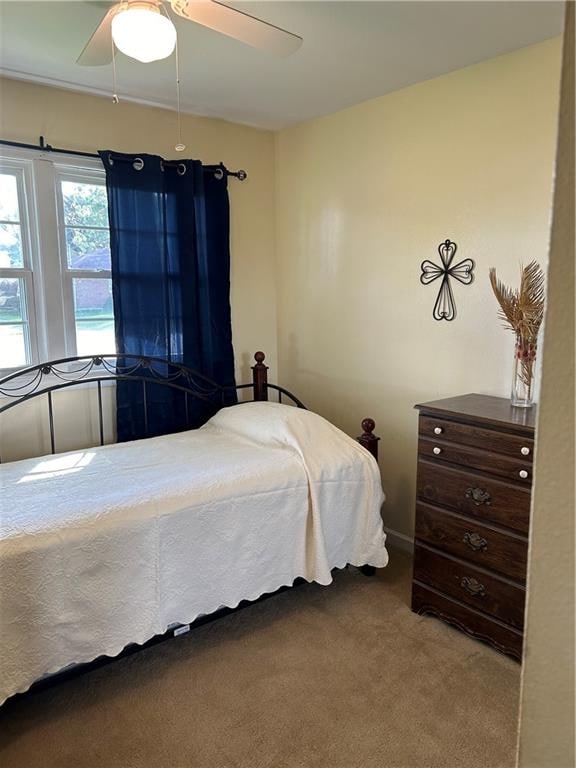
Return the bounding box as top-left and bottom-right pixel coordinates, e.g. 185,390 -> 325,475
417,460 -> 530,534
415,502 -> 528,583
419,414 -> 534,462
418,437 -> 533,485
411,582 -> 523,661
413,544 -> 526,629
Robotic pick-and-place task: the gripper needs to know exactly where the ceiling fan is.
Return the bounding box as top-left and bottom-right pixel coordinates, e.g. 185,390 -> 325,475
78,0 -> 303,66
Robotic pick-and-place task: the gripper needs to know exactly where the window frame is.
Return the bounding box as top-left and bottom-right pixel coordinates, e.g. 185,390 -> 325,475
0,147 -> 113,376
54,165 -> 113,358
0,157 -> 40,371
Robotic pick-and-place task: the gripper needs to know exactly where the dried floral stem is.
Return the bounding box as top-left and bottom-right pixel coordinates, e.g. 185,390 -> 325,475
489,261 -> 545,399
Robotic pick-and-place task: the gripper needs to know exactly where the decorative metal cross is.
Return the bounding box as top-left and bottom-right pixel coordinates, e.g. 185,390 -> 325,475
420,239 -> 475,321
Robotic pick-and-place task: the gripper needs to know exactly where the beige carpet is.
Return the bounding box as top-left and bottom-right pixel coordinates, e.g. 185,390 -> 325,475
0,551 -> 521,768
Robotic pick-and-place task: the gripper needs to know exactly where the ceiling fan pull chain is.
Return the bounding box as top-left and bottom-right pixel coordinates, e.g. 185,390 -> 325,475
161,1 -> 185,152
174,32 -> 185,152
111,34 -> 119,104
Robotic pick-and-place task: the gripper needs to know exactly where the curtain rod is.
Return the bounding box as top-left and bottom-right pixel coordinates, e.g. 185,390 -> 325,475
0,137 -> 248,181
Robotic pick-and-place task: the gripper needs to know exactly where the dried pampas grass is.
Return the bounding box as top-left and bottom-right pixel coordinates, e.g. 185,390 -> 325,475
489,261 -> 546,396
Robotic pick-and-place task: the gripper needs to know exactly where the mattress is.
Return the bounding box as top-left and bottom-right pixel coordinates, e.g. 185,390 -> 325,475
0,402 -> 388,703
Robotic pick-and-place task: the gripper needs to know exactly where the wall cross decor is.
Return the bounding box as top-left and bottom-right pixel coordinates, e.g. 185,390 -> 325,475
420,239 -> 475,321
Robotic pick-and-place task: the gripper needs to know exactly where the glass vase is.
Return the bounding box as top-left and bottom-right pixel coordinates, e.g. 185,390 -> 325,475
511,337 -> 537,408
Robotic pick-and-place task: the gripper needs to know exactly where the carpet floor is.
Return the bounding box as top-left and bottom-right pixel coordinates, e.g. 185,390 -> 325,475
0,550 -> 521,768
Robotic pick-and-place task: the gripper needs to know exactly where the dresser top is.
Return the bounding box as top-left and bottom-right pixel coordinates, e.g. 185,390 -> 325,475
415,394 -> 537,433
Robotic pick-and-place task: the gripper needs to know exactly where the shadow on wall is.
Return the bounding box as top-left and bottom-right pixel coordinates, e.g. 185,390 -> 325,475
279,331 -> 420,538
0,385 -> 117,463
237,351 -> 254,399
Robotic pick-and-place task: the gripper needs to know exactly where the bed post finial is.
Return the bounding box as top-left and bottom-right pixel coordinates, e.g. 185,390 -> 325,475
357,418 -> 380,461
252,351 -> 269,401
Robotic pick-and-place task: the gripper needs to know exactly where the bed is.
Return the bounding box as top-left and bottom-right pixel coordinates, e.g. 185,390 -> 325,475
0,352 -> 388,704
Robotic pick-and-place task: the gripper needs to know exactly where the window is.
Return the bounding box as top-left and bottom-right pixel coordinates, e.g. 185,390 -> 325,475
0,149 -> 115,373
0,166 -> 37,369
57,175 -> 114,357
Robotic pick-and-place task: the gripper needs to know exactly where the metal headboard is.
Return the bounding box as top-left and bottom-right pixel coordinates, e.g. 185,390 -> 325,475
0,351 -> 306,461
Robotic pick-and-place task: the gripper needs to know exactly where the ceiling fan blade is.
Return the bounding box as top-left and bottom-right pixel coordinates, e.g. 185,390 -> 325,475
77,5 -> 117,66
171,0 -> 303,56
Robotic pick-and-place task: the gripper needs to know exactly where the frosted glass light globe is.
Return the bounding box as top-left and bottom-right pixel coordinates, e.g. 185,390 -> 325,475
111,6 -> 177,63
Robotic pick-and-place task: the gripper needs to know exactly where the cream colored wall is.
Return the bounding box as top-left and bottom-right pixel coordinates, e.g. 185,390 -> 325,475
0,77 -> 277,460
0,386 -> 116,462
517,5 -> 575,765
275,39 -> 562,541
0,41 -> 563,473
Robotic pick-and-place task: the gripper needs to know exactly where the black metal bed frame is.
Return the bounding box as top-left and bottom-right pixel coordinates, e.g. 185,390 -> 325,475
0,350 -> 380,705
0,351 -> 305,462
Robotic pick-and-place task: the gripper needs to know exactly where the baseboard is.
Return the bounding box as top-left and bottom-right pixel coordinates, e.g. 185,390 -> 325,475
384,527 -> 414,554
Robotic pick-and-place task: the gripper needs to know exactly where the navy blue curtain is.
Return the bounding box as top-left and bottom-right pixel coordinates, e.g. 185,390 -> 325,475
99,150 -> 236,442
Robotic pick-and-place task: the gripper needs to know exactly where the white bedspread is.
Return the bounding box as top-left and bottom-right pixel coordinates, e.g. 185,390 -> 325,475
0,402 -> 387,703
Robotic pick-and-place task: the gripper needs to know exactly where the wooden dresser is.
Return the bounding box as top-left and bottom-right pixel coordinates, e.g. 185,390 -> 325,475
411,394 -> 536,661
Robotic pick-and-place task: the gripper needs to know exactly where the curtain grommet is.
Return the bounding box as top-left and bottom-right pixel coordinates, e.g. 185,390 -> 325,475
177,163 -> 187,176
214,168 -> 225,181
133,157 -> 144,171
108,156 -> 114,166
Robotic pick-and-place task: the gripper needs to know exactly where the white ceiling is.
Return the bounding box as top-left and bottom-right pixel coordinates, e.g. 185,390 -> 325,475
0,1 -> 564,129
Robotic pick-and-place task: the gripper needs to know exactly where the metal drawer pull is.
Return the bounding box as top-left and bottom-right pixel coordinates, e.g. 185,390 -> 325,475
433,446 -> 442,455
433,426 -> 443,435
521,446 -> 530,456
460,576 -> 486,597
463,531 -> 488,551
519,470 -> 529,479
465,487 -> 492,506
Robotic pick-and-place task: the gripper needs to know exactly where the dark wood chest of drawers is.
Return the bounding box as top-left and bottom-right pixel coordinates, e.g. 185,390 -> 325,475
411,394 -> 536,661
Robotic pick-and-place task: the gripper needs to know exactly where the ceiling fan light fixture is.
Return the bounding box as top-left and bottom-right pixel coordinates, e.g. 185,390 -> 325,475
111,4 -> 177,63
